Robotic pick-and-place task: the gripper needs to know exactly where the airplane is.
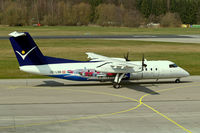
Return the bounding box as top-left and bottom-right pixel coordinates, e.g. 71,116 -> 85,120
9,31 -> 190,88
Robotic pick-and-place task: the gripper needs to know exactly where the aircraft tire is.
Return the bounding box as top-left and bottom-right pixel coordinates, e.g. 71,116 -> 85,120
175,79 -> 181,83
113,83 -> 121,89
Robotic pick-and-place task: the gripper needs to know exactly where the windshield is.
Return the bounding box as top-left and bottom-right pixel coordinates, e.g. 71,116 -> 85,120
169,64 -> 178,68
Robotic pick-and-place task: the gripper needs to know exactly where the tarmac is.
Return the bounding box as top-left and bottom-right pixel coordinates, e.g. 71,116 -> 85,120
0,76 -> 199,133
1,35 -> 200,43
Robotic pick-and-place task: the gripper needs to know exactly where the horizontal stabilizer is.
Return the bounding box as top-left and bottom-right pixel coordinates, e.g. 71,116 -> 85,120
9,31 -> 26,37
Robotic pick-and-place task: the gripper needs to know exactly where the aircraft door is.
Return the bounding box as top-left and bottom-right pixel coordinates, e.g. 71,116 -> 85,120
142,68 -> 153,79
153,67 -> 159,78
142,67 -> 159,79
131,72 -> 143,79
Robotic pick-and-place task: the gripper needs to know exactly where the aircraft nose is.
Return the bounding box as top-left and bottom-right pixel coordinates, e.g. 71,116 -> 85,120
182,69 -> 190,77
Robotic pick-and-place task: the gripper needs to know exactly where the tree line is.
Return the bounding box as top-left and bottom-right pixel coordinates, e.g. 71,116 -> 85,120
0,0 -> 200,27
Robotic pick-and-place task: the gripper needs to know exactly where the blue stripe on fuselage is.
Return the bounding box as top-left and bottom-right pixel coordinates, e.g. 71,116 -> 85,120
49,74 -> 90,81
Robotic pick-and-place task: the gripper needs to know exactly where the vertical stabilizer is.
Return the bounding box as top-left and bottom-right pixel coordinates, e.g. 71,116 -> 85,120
9,31 -> 46,66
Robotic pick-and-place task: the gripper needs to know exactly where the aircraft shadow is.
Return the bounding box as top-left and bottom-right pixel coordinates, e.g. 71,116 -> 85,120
38,80 -> 196,95
124,84 -> 159,95
37,80 -> 192,86
37,80 -> 192,95
128,81 -> 192,85
37,81 -> 112,87
122,80 -> 192,95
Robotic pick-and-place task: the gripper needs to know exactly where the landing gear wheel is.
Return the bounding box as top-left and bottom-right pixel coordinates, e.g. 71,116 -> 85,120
175,79 -> 181,83
113,83 -> 121,89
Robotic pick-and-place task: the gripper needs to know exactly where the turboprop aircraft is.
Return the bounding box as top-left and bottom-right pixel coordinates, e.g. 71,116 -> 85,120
9,31 -> 190,88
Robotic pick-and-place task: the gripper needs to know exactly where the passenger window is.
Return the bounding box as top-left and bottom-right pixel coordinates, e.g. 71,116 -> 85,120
169,64 -> 178,68
155,68 -> 157,71
151,68 -> 152,71
145,68 -> 147,71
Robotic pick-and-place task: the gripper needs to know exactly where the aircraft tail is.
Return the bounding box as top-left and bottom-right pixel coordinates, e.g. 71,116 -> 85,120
9,31 -> 46,66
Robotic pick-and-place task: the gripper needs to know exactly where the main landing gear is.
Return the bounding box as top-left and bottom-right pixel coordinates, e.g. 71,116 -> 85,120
113,82 -> 121,89
175,78 -> 181,83
113,73 -> 125,89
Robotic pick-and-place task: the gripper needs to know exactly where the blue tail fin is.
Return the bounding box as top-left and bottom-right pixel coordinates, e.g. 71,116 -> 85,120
9,31 -> 91,66
9,31 -> 46,66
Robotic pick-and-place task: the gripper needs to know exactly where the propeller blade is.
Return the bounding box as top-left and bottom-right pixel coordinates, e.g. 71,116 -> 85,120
142,54 -> 147,71
124,52 -> 130,61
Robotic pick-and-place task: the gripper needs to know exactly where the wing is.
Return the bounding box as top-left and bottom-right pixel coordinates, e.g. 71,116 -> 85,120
86,52 -> 109,61
86,52 -> 142,73
86,52 -> 126,62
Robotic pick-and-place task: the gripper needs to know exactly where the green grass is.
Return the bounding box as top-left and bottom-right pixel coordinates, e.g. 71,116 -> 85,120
0,26 -> 200,36
0,39 -> 200,78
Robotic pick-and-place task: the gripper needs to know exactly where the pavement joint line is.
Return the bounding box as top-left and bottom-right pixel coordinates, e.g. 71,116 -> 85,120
0,87 -> 141,130
0,82 -> 199,132
139,83 -> 200,133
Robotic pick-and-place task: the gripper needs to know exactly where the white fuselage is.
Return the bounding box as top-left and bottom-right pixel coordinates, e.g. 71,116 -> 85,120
19,60 -> 190,81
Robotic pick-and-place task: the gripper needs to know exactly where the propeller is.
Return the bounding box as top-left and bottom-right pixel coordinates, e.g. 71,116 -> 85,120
142,54 -> 147,71
124,52 -> 130,61
123,52 -> 147,71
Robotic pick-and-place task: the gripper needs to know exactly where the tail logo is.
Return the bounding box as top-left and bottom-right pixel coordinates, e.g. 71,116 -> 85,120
21,50 -> 25,54
16,46 -> 37,60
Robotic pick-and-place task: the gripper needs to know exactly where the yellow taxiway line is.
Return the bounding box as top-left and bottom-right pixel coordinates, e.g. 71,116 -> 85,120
139,84 -> 200,133
0,83 -> 199,133
0,87 -> 142,129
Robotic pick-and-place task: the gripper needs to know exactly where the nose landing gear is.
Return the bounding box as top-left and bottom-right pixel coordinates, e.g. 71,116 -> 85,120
175,79 -> 181,83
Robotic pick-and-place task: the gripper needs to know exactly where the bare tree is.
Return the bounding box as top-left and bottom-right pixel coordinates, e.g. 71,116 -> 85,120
160,12 -> 182,27
96,4 -> 123,26
123,9 -> 145,27
72,3 -> 91,25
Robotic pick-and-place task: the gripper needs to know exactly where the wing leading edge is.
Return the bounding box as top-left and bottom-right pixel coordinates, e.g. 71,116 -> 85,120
86,52 -> 142,73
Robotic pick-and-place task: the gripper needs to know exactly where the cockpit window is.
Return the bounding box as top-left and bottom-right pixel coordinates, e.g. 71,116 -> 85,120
169,64 -> 178,68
